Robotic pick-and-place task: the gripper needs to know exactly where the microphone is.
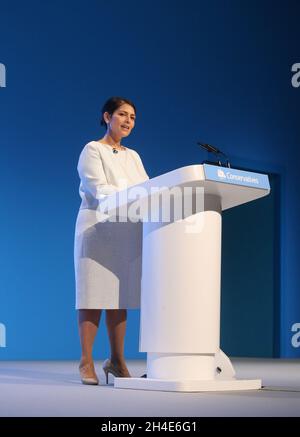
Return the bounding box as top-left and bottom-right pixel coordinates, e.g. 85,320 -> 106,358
197,141 -> 231,168
112,148 -> 118,154
197,142 -> 220,154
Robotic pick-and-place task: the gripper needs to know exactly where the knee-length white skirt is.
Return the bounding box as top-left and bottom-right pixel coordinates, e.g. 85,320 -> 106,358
74,208 -> 143,309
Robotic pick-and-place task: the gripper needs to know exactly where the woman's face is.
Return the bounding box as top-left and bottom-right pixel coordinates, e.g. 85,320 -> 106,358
105,103 -> 136,138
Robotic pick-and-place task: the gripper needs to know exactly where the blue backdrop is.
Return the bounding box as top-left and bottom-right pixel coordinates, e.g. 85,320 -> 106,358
0,0 -> 299,359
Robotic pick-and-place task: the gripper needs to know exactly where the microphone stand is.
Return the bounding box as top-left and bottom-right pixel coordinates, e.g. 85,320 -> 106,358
197,142 -> 231,168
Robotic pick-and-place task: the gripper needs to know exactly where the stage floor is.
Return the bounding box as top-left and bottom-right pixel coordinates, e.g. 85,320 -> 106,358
0,358 -> 299,417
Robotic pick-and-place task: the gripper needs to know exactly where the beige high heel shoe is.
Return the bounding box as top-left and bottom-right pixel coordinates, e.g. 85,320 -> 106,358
79,362 -> 99,385
102,359 -> 131,384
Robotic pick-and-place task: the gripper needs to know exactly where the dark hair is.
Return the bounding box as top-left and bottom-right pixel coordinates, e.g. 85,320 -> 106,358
100,96 -> 137,129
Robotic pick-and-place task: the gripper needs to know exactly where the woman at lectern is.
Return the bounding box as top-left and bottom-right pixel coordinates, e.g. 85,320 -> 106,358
74,96 -> 149,385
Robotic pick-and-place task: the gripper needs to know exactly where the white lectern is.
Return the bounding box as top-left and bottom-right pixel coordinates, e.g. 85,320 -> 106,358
104,164 -> 270,392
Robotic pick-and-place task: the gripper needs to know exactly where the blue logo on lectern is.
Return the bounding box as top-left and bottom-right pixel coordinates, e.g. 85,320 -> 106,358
203,164 -> 270,190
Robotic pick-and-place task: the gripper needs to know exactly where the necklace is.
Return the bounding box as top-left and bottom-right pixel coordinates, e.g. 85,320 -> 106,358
99,141 -> 135,185
112,146 -> 125,154
97,141 -> 128,172
97,140 -> 126,153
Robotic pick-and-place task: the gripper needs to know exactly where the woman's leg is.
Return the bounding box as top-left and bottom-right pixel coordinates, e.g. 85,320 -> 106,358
78,309 -> 101,376
105,309 -> 131,376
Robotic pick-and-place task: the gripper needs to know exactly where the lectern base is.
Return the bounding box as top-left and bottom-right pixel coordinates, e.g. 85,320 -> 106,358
114,377 -> 261,392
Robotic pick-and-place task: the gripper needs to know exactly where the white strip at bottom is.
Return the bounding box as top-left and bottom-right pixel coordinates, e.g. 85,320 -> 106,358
114,377 -> 262,392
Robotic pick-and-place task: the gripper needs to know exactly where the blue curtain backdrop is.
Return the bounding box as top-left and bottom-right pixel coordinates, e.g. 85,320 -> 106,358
0,0 -> 299,359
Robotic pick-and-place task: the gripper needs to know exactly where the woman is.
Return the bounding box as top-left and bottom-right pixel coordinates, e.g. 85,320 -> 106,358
74,96 -> 149,385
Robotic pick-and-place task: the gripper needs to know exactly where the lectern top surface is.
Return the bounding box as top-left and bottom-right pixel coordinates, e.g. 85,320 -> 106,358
101,164 -> 270,213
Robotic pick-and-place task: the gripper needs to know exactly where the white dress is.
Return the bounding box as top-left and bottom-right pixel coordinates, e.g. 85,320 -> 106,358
74,141 -> 149,309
